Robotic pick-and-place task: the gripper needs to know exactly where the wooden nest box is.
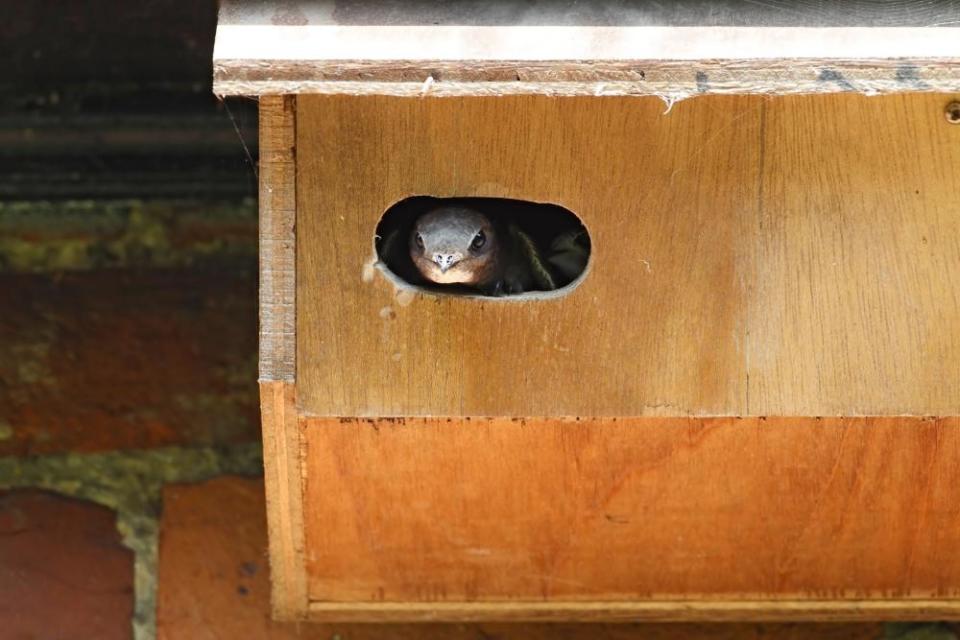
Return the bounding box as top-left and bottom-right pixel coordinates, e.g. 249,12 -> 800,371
214,0 -> 960,623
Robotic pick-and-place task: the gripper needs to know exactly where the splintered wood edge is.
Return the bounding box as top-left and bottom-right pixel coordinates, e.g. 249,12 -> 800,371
260,380 -> 308,619
214,26 -> 960,97
259,95 -> 296,382
305,600 -> 960,622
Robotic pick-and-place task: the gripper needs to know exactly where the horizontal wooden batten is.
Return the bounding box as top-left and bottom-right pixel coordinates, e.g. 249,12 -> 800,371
215,0 -> 960,97
301,416 -> 960,617
214,28 -> 960,97
304,600 -> 960,623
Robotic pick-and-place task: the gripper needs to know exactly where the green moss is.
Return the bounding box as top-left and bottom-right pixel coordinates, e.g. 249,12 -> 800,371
0,199 -> 257,272
12,342 -> 53,385
171,392 -> 257,444
886,624 -> 958,640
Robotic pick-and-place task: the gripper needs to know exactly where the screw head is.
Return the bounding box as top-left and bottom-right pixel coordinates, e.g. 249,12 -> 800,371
946,101 -> 960,124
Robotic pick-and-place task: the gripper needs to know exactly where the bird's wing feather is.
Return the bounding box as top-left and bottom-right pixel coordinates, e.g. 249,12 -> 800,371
546,229 -> 590,281
508,223 -> 557,292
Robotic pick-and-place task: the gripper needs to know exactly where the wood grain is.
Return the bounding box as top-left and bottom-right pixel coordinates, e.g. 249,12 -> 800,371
259,381 -> 308,619
214,1 -> 960,97
155,478 -> 887,636
302,416 -> 960,611
295,92 -> 960,417
303,600 -> 960,623
214,39 -> 960,99
258,95 -> 296,383
748,95 -> 960,414
297,93 -> 755,416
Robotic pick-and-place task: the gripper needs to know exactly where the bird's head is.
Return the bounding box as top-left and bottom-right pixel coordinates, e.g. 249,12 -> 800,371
410,206 -> 498,285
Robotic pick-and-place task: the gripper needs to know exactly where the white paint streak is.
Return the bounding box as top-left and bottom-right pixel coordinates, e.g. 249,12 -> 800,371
215,25 -> 960,62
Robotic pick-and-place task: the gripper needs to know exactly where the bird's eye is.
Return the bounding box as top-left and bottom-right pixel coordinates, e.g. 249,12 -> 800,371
470,231 -> 486,250
414,233 -> 424,249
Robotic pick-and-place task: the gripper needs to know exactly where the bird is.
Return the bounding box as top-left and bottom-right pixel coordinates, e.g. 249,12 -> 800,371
406,204 -> 586,296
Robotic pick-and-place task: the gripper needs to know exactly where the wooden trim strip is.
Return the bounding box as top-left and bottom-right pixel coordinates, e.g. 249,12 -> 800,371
258,95 -> 306,619
215,69 -> 960,99
306,599 -> 960,622
259,380 -> 308,619
258,95 -> 296,382
214,26 -> 960,97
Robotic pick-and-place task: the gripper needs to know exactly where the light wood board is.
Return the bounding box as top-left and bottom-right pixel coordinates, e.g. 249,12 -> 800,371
296,92 -> 960,417
214,1 -> 960,96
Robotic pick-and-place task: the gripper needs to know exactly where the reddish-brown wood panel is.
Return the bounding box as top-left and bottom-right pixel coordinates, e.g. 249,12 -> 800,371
302,417 -> 960,604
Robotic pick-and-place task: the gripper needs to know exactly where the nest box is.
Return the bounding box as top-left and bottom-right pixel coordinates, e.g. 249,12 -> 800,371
214,0 -> 960,622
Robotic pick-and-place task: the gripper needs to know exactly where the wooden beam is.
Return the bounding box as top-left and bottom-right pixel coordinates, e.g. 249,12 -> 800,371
214,1 -> 960,97
305,600 -> 960,623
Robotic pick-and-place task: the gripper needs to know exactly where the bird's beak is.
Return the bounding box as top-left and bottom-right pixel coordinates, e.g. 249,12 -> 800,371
433,254 -> 460,273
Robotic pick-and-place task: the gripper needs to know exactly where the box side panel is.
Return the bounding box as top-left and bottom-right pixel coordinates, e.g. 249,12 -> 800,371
302,416 -> 960,607
214,1 -> 960,96
296,93 -> 960,417
297,94 -> 756,416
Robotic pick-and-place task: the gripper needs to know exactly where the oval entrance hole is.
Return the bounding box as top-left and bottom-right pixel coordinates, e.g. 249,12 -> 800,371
375,196 -> 591,298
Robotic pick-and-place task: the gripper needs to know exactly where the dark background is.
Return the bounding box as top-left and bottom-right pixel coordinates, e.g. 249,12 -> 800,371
1,0 -> 258,200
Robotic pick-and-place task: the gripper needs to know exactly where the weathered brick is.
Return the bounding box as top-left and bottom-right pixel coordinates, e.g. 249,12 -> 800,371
0,269 -> 259,456
0,489 -> 134,640
157,476 -> 885,640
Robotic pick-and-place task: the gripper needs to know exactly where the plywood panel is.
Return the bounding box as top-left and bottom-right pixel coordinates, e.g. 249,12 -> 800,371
297,94 -> 757,416
214,1 -> 960,97
748,94 -> 960,415
302,417 -> 960,607
296,93 -> 960,416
